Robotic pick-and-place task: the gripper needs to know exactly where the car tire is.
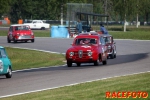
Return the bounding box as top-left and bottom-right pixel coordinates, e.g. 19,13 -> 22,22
102,60 -> 107,65
110,50 -> 114,59
41,27 -> 45,30
67,61 -> 72,67
13,38 -> 17,43
94,60 -> 98,66
5,67 -> 12,78
31,39 -> 34,43
7,38 -> 11,43
114,54 -> 116,58
76,63 -> 81,66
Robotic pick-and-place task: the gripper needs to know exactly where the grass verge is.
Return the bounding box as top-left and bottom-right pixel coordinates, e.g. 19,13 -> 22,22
5,47 -> 66,70
1,72 -> 149,100
109,31 -> 150,40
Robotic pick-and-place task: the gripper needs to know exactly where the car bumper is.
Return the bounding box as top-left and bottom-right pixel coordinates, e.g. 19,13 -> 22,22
16,36 -> 34,40
67,56 -> 98,63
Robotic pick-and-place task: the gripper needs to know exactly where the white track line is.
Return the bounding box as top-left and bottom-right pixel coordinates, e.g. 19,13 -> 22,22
0,71 -> 149,98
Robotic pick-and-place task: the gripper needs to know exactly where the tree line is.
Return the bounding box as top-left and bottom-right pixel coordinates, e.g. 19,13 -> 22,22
0,0 -> 150,23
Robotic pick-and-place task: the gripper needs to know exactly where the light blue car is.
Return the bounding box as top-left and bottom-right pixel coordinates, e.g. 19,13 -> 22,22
0,46 -> 12,78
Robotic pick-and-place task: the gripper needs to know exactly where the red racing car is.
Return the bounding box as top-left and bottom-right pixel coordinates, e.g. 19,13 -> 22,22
7,24 -> 34,43
102,34 -> 117,59
66,32 -> 108,67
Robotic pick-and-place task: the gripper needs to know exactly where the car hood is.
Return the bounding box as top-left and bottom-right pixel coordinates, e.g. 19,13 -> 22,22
67,45 -> 98,52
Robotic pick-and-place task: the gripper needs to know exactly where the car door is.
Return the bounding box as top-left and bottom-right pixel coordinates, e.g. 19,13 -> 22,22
33,20 -> 41,29
36,21 -> 42,29
0,48 -> 11,74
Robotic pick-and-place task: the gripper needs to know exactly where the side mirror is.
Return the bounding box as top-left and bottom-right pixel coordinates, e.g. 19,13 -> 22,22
113,42 -> 116,44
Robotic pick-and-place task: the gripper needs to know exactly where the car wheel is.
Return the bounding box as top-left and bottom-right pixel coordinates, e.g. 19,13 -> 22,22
94,55 -> 100,66
76,63 -> 81,66
7,38 -> 11,43
5,67 -> 12,78
94,60 -> 98,66
102,60 -> 107,65
110,50 -> 114,59
31,39 -> 34,43
67,61 -> 72,67
114,54 -> 116,58
13,38 -> 17,43
41,27 -> 45,30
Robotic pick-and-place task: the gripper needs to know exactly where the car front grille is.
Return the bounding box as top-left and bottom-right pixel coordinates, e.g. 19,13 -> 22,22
74,50 -> 88,58
19,35 -> 32,39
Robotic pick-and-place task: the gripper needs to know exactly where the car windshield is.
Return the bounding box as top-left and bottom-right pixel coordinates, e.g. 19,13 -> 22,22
15,26 -> 30,31
75,38 -> 97,45
103,37 -> 112,43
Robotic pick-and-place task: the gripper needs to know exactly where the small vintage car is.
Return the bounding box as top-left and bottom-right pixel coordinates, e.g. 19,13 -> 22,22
23,20 -> 50,30
102,34 -> 117,59
66,32 -> 107,67
0,46 -> 12,78
7,24 -> 34,43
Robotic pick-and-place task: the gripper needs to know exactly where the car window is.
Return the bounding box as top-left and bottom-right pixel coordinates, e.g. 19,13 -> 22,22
103,37 -> 111,43
9,27 -> 13,32
33,21 -> 37,23
0,49 -> 7,58
15,26 -> 29,31
75,38 -> 97,45
100,37 -> 105,45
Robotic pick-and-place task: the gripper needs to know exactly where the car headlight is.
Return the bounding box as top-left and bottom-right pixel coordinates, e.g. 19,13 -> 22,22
69,52 -> 74,56
87,51 -> 92,56
31,32 -> 34,35
17,33 -> 20,36
107,45 -> 111,50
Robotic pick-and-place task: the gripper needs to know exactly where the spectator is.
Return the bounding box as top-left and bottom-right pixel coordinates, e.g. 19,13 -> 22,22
100,23 -> 108,34
76,19 -> 82,34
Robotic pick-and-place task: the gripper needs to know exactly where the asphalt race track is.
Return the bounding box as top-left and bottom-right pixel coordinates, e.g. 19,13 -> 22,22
0,36 -> 150,97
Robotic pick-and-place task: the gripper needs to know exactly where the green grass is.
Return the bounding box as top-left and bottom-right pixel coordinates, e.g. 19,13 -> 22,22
32,30 -> 50,37
109,31 -> 150,40
0,30 -> 8,36
5,47 -> 66,70
1,72 -> 149,100
0,24 -> 11,27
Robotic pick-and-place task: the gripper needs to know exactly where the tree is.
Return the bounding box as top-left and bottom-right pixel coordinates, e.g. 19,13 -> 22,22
139,0 -> 150,22
0,0 -> 11,19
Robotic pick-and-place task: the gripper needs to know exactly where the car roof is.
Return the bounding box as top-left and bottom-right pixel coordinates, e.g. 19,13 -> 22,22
77,32 -> 105,38
10,24 -> 30,27
77,33 -> 99,38
79,32 -> 98,35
